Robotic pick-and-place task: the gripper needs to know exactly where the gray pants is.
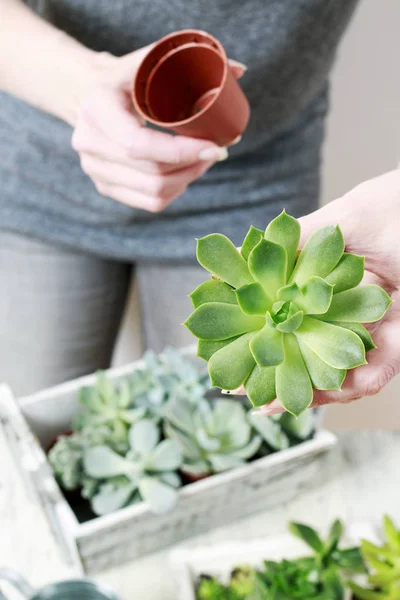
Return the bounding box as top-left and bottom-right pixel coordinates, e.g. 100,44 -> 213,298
0,233 -> 205,397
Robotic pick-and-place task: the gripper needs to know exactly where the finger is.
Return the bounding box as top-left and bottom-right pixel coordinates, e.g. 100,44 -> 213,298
228,59 -> 248,80
80,88 -> 228,164
93,183 -> 171,213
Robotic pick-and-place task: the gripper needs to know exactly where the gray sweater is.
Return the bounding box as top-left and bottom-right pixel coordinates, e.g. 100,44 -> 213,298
0,0 -> 358,262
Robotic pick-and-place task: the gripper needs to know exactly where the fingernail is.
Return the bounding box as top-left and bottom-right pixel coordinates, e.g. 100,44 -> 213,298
221,387 -> 242,395
229,60 -> 248,72
257,401 -> 285,416
230,135 -> 242,146
199,147 -> 229,162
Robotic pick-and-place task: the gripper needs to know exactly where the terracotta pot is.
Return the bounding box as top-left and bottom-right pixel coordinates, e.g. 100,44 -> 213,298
132,30 -> 250,146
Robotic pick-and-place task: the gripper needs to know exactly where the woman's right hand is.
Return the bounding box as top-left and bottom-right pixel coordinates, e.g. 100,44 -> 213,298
71,49 -> 245,213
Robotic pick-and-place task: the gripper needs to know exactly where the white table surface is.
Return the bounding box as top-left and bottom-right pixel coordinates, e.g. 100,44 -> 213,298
1,430 -> 399,599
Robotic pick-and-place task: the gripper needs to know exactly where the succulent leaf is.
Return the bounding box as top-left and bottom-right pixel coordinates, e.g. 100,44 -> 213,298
299,277 -> 334,315
138,476 -> 178,514
184,302 -> 264,340
143,439 -> 182,471
244,364 -> 276,408
290,225 -> 344,287
265,210 -> 301,278
196,234 -> 254,288
279,411 -> 315,440
320,285 -> 392,323
329,321 -> 376,352
241,225 -> 264,260
209,332 -> 256,389
326,252 -> 365,293
275,309 -> 303,333
129,419 -> 160,455
250,325 -> 284,367
248,239 -> 287,299
276,334 -> 313,416
295,317 -> 366,369
249,411 -> 290,450
297,338 -> 346,391
84,446 -> 130,478
91,481 -> 136,515
197,337 -> 239,361
235,282 -> 271,315
190,279 -> 237,308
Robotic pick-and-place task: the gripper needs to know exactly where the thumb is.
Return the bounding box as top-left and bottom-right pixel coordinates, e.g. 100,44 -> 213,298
228,59 -> 248,80
297,195 -> 352,249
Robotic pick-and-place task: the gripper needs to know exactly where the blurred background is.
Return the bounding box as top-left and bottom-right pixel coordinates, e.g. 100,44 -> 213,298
113,0 -> 400,430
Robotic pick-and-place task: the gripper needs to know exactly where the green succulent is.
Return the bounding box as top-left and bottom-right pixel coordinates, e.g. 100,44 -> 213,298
83,419 -> 182,515
350,516 -> 400,600
164,396 -> 262,477
185,211 -> 391,415
249,410 -> 316,452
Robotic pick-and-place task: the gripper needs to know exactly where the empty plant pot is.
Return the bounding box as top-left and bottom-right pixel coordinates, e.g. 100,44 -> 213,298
133,30 -> 250,146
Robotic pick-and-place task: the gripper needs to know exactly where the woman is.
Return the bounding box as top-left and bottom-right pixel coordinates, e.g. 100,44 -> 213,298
0,0 -> 361,396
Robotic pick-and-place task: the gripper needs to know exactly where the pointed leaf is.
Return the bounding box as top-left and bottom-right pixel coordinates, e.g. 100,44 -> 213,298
276,334 -> 313,416
241,225 -> 264,260
196,234 -> 253,288
83,446 -> 129,478
383,514 -> 400,551
289,522 -> 324,553
144,439 -> 182,471
277,282 -> 302,304
249,412 -> 290,450
185,303 -> 264,340
291,225 -> 344,287
326,252 -> 365,293
138,476 -> 178,514
209,453 -> 245,472
276,310 -> 303,333
265,211 -> 301,278
235,282 -> 271,315
190,280 -> 237,308
320,285 -> 391,323
209,332 -> 256,389
297,338 -> 345,390
91,482 -> 136,515
244,364 -> 276,408
250,326 -> 284,367
329,321 -> 376,352
279,411 -> 314,440
295,316 -> 366,369
197,337 -> 239,361
129,419 -> 159,455
324,519 -> 344,556
299,277 -> 334,315
248,239 -> 287,298
229,435 -> 262,459
164,423 -> 202,459
348,582 -> 386,600
159,471 -> 181,488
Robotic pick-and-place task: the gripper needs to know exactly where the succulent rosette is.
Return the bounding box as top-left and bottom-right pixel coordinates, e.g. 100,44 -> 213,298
185,212 -> 391,416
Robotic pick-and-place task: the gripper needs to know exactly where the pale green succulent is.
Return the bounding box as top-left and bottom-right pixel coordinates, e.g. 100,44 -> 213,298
350,516 -> 400,600
164,396 -> 262,477
185,211 -> 391,416
249,410 -> 315,452
83,419 -> 182,515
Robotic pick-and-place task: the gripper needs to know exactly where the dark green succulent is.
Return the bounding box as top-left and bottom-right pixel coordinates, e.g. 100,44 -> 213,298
185,211 -> 391,415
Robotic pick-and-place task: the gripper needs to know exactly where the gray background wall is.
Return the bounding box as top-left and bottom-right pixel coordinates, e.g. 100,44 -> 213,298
113,0 -> 400,429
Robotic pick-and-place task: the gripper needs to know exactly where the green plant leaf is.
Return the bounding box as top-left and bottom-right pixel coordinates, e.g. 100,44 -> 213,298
91,481 -> 136,515
241,225 -> 264,260
290,225 -> 344,287
229,434 -> 262,459
265,210 -> 301,278
383,514 -> 400,551
184,302 -> 264,340
277,281 -> 302,304
138,476 -> 178,514
320,285 -> 391,323
295,316 -> 366,369
235,282 -> 271,315
276,334 -> 313,416
279,411 -> 314,440
83,446 -> 129,478
276,310 -> 304,333
196,234 -> 254,288
323,520 -> 344,556
348,582 -> 386,600
208,453 -> 246,472
244,364 -> 276,408
129,419 -> 160,455
248,239 -> 287,298
209,332 -> 256,389
297,338 -> 345,391
289,522 -> 324,553
335,547 -> 366,574
197,337 -> 239,361
144,439 -> 182,471
300,277 -> 334,315
250,325 -> 284,367
328,322 -> 376,352
325,252 -> 365,294
249,411 -> 290,450
189,280 -> 237,308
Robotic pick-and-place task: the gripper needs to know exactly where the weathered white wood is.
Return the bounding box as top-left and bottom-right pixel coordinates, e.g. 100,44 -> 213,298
1,430 -> 399,600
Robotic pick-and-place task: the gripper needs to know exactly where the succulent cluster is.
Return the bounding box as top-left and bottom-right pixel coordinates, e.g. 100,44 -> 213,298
185,211 -> 391,415
48,348 -> 317,517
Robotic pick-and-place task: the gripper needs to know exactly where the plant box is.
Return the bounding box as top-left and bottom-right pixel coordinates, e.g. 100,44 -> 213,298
0,348 -> 336,574
169,523 -> 380,600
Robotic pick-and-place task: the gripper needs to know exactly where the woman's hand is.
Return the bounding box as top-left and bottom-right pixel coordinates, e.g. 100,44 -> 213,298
71,50 -> 246,212
248,169 -> 400,414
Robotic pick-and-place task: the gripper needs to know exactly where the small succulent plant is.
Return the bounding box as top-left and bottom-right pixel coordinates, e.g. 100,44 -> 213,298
249,410 -> 315,452
164,396 -> 262,477
83,419 -> 182,515
185,211 -> 391,415
349,516 -> 400,600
